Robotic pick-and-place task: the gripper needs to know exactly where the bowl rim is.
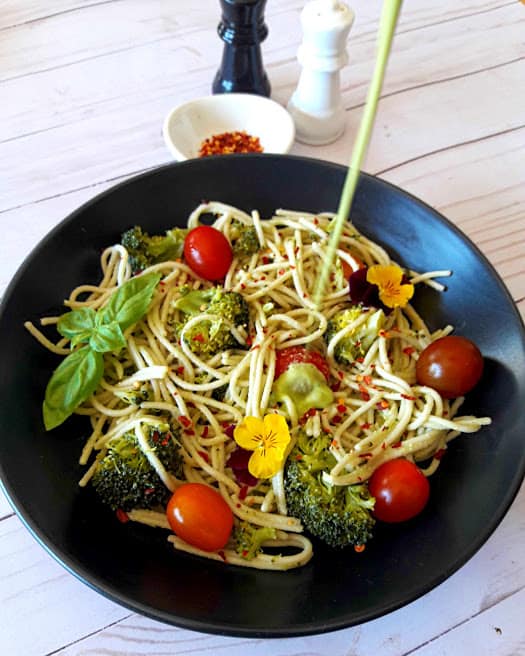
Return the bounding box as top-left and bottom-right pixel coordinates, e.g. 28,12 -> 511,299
162,93 -> 296,161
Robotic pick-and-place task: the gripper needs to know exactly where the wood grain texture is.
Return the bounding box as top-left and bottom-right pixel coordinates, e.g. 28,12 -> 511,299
0,0 -> 524,654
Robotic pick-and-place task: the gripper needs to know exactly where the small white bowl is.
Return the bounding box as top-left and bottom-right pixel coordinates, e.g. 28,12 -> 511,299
163,93 -> 296,161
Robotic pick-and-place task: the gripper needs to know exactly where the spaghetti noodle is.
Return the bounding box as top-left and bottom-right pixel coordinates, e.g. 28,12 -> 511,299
25,202 -> 491,570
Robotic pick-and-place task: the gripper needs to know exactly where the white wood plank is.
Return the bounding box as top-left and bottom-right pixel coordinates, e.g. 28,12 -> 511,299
0,515 -> 129,656
409,588 -> 525,656
2,56 -> 523,214
3,2 -> 523,145
1,1 -> 104,29
0,487 -> 14,519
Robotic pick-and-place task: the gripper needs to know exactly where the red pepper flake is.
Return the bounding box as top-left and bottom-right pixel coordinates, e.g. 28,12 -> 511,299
278,269 -> 285,276
359,384 -> 370,401
356,356 -> 364,363
218,550 -> 227,562
379,330 -> 390,338
337,403 -> 346,414
401,394 -> 417,401
376,400 -> 389,409
178,415 -> 192,428
434,448 -> 446,461
192,333 -> 205,343
201,425 -> 209,438
198,450 -> 210,463
184,428 -> 195,436
354,544 -> 366,553
359,452 -> 373,459
251,344 -> 260,351
337,371 -> 344,380
239,485 -> 248,500
151,430 -> 160,443
176,366 -> 185,376
242,549 -> 249,557
330,439 -> 339,448
198,130 -> 263,157
392,441 -> 402,449
245,335 -> 253,346
332,415 -> 342,424
331,381 -> 342,392
240,283 -> 246,290
116,508 -> 129,523
363,375 -> 373,386
403,346 -> 416,356
295,454 -> 303,460
313,217 -> 319,225
262,256 -> 270,265
236,503 -> 241,509
360,422 -> 371,430
381,442 -> 387,450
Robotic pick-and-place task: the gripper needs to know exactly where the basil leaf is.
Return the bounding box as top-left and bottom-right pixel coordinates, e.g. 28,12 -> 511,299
57,307 -> 97,347
89,321 -> 126,353
98,271 -> 162,331
43,346 -> 104,431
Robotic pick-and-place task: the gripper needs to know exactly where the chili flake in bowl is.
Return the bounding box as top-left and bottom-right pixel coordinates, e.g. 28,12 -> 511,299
163,93 -> 295,161
198,130 -> 263,157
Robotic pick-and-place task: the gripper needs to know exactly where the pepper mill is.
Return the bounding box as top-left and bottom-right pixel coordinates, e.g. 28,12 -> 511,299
212,0 -> 271,97
287,0 -> 354,145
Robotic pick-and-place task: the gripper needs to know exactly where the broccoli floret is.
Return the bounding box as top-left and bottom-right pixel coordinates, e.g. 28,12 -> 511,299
172,288 -> 249,357
325,306 -> 385,365
232,521 -> 278,560
284,430 -> 375,548
91,424 -> 184,511
229,220 -> 261,257
121,225 -> 187,274
113,381 -> 152,406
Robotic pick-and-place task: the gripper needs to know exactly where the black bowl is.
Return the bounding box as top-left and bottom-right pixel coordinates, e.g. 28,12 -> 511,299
1,155 -> 524,637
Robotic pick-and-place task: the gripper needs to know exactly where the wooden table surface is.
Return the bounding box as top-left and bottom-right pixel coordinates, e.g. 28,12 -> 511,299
1,1 -> 524,654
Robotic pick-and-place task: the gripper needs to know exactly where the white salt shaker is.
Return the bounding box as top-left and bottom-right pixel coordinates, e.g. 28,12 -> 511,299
287,0 -> 355,145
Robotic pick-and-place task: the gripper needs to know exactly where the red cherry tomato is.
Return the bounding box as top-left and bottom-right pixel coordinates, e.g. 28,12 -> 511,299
416,335 -> 483,399
275,345 -> 330,381
369,459 -> 430,523
183,225 -> 233,281
166,483 -> 233,551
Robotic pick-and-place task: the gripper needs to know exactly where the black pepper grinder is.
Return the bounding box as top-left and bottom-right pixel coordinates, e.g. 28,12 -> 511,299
212,0 -> 271,97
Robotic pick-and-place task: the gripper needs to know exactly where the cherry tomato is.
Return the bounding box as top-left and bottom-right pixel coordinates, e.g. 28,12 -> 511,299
275,345 -> 330,381
183,225 -> 233,281
166,483 -> 233,551
416,335 -> 483,399
369,459 -> 430,523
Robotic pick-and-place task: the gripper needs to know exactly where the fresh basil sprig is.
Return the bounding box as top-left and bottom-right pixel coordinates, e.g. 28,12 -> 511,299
43,271 -> 162,431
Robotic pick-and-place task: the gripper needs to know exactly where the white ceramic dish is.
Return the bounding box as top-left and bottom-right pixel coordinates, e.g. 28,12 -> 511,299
163,93 -> 296,161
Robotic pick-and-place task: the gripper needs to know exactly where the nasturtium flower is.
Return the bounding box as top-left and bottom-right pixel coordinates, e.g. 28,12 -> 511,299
233,414 -> 291,479
366,264 -> 414,309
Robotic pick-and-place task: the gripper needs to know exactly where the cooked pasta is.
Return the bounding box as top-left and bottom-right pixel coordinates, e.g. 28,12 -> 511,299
25,201 -> 491,570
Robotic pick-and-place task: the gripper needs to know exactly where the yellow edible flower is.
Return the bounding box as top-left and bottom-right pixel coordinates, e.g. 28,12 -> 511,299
366,264 -> 414,309
233,414 -> 291,479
